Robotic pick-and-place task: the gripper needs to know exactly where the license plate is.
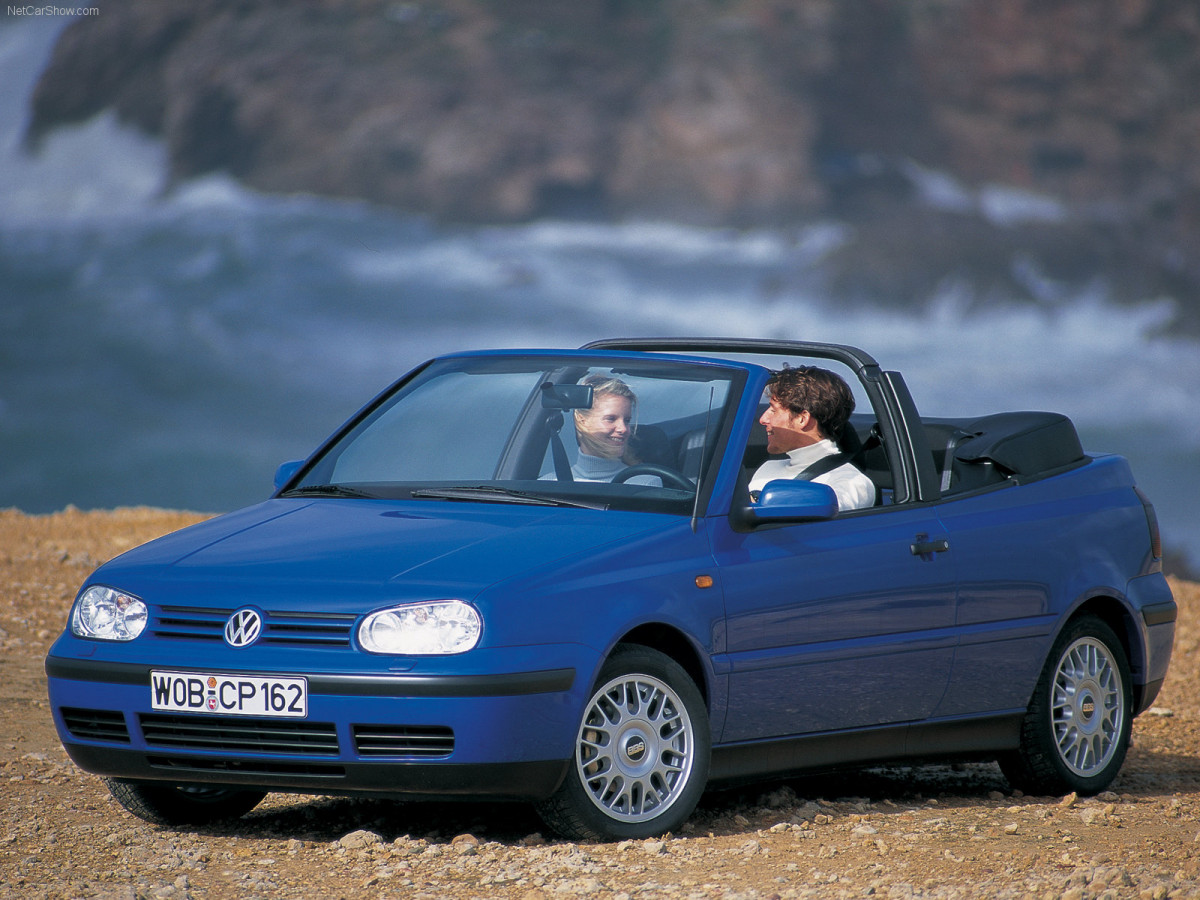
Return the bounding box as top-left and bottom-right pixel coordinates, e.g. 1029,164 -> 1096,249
150,670 -> 308,718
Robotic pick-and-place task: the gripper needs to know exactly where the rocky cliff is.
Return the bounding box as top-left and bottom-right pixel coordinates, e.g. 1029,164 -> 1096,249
26,0 -> 1200,323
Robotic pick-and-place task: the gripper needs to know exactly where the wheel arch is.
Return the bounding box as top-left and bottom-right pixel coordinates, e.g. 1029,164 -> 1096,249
613,623 -> 711,708
1065,593 -> 1147,706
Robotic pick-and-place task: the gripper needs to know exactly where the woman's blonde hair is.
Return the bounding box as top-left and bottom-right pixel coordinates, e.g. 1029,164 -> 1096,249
574,374 -> 641,463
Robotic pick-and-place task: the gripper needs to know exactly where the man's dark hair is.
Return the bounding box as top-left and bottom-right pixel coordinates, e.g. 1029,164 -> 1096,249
767,366 -> 856,443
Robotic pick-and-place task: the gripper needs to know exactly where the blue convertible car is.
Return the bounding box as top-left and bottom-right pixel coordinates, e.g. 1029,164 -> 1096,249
46,338 -> 1176,840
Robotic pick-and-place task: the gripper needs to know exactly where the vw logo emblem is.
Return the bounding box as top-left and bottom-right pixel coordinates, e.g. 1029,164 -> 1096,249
224,608 -> 262,648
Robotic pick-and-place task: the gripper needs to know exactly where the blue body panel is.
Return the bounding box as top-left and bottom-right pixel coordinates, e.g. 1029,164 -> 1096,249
711,501 -> 956,740
931,454 -> 1169,717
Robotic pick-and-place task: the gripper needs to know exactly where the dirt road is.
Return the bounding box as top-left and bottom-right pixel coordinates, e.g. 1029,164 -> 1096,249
3,508 -> 1198,899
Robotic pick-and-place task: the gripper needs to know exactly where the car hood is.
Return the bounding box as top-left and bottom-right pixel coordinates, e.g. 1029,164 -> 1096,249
89,499 -> 666,606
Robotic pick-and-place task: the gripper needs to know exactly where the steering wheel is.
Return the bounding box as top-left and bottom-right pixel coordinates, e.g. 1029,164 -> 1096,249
612,464 -> 694,491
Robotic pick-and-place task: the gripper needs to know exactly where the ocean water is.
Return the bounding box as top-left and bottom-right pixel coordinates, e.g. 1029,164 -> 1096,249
3,16 -> 1199,570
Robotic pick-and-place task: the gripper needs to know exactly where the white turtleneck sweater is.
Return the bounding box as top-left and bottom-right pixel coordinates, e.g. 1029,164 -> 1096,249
571,452 -> 661,486
748,439 -> 875,512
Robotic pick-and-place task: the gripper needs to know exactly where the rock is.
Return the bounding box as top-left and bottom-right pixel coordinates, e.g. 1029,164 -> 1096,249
29,0 -> 830,225
1080,807 -> 1111,826
761,786 -> 797,809
740,839 -> 764,856
337,829 -> 384,850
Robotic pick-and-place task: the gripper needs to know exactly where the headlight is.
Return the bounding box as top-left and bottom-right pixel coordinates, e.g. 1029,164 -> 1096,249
71,586 -> 148,641
358,600 -> 481,655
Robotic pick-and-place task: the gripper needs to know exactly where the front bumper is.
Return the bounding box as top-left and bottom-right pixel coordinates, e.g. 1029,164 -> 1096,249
46,650 -> 585,801
60,743 -> 568,800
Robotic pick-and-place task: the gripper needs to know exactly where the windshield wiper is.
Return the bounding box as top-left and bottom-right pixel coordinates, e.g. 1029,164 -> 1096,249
280,484 -> 378,499
410,486 -> 607,510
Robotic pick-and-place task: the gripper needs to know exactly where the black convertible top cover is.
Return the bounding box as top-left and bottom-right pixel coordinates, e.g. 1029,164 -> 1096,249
954,411 -> 1085,477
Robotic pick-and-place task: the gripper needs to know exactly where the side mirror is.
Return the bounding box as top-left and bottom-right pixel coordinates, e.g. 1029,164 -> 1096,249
738,480 -> 838,525
273,460 -> 304,493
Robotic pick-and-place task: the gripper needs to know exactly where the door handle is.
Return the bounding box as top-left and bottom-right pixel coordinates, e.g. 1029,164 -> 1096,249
910,534 -> 950,559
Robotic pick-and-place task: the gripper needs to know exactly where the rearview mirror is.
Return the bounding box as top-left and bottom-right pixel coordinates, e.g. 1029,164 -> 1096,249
540,382 -> 594,410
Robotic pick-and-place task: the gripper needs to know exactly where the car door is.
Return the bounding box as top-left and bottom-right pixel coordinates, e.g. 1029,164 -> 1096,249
710,503 -> 958,742
924,487 -> 1075,719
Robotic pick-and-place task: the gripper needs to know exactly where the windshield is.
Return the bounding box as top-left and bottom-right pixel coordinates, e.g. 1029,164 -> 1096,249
285,354 -> 743,514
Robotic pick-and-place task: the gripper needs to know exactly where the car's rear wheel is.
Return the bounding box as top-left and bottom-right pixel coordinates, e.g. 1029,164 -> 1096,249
106,779 -> 267,827
999,616 -> 1132,796
536,645 -> 710,841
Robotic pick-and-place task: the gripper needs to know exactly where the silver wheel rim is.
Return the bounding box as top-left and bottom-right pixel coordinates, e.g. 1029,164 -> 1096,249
575,672 -> 695,824
1052,636 -> 1125,777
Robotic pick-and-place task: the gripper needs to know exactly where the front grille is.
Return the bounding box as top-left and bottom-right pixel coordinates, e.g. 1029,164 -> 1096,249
353,724 -> 455,758
153,606 -> 356,647
62,708 -> 130,743
139,713 -> 340,756
152,606 -> 230,642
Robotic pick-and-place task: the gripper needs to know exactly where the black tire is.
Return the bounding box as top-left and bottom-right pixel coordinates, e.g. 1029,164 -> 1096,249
105,779 -> 266,827
536,645 -> 710,841
999,616 -> 1132,796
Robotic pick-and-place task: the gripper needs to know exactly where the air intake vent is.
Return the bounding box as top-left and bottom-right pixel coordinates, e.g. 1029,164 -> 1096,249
139,714 -> 339,756
353,724 -> 455,758
62,708 -> 130,743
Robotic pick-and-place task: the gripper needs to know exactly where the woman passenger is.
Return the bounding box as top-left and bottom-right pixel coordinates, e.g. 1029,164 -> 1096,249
570,375 -> 660,485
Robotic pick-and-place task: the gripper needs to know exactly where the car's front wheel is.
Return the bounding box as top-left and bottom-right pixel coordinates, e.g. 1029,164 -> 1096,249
106,779 -> 267,827
536,645 -> 710,841
999,616 -> 1132,796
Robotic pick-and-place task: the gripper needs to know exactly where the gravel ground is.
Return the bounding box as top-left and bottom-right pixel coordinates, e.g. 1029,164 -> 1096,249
3,507 -> 1199,900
